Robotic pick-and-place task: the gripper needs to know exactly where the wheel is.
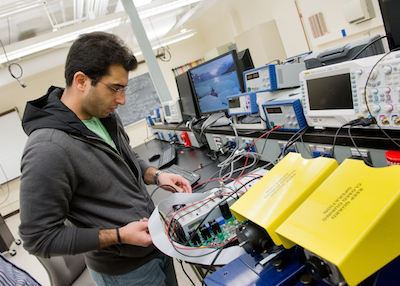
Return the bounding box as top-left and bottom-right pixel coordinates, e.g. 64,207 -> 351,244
9,249 -> 16,256
15,239 -> 21,245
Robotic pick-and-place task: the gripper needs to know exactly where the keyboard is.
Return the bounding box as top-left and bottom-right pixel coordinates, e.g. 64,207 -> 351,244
158,146 -> 177,169
164,164 -> 201,187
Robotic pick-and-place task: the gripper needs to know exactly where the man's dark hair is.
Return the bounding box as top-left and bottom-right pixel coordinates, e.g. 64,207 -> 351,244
65,32 -> 138,87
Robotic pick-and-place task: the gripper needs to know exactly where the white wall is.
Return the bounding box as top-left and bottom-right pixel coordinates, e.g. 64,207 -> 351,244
0,0 -> 386,216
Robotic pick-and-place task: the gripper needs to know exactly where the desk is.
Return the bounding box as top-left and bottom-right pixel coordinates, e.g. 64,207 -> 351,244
133,139 -> 221,205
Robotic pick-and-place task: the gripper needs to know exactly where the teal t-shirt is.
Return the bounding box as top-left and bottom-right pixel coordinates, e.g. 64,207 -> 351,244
82,117 -> 117,150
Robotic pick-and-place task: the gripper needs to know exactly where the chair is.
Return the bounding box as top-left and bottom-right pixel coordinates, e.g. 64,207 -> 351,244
37,253 -> 96,286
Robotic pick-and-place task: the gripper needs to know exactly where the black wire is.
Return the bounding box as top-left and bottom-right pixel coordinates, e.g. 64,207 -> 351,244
350,35 -> 390,60
280,126 -> 309,157
177,259 -> 196,286
201,238 -> 237,285
331,125 -> 346,160
147,184 -> 178,216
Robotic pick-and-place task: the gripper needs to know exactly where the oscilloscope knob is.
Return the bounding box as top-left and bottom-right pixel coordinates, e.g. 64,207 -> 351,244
360,105 -> 369,113
384,104 -> 394,112
383,87 -> 391,93
371,105 -> 381,113
396,105 -> 400,112
371,88 -> 379,95
355,69 -> 363,75
383,65 -> 393,74
370,70 -> 379,80
396,86 -> 400,93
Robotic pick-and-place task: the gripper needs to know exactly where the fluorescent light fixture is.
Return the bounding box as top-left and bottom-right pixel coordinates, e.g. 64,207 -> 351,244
0,18 -> 121,65
138,0 -> 201,18
133,28 -> 196,56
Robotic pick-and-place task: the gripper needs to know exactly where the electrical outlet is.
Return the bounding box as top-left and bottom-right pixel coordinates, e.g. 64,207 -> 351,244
350,148 -> 371,162
309,145 -> 333,158
212,135 -> 223,150
241,137 -> 256,152
278,141 -> 297,155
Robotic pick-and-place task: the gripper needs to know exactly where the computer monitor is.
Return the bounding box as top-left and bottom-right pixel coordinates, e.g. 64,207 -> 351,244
175,71 -> 200,119
188,50 -> 244,115
378,0 -> 400,50
237,49 -> 255,72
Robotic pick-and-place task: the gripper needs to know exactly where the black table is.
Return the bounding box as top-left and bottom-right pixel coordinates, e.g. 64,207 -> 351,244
133,139 -> 222,205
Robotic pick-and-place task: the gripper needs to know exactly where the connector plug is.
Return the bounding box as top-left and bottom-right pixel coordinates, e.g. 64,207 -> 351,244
348,117 -> 377,127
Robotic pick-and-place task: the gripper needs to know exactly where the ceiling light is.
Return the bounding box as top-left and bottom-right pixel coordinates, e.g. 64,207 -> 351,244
0,18 -> 121,65
138,0 -> 202,18
133,28 -> 196,56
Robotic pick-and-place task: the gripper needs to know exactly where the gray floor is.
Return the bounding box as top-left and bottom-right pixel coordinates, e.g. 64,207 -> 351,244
4,213 -> 203,286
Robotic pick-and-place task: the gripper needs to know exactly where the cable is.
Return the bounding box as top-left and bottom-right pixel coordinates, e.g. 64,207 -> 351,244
176,259 -> 196,286
350,35 -> 391,61
0,39 -> 27,88
201,237 -> 238,285
147,184 -> 178,216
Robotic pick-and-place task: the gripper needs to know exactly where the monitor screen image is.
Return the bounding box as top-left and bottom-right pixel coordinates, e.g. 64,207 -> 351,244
188,51 -> 243,115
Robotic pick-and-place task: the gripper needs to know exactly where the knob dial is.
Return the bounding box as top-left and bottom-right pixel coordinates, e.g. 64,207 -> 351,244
396,87 -> 400,93
384,87 -> 391,93
384,104 -> 394,112
371,105 -> 381,113
360,105 -> 369,113
383,65 -> 392,74
371,88 -> 379,95
370,70 -> 379,80
397,105 -> 400,112
355,69 -> 363,75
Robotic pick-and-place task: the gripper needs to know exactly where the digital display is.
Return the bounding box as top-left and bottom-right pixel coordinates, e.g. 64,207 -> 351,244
228,97 -> 241,108
266,107 -> 282,114
246,72 -> 259,80
164,105 -> 171,116
306,73 -> 353,110
189,51 -> 243,114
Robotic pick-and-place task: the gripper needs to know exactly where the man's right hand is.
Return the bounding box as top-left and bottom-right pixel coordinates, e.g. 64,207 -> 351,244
119,219 -> 152,247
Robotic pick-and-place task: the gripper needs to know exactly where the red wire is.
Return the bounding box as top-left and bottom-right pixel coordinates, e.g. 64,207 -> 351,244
238,125 -> 281,177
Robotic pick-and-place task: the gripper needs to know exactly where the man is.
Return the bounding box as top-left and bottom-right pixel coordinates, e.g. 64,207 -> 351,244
19,32 -> 191,286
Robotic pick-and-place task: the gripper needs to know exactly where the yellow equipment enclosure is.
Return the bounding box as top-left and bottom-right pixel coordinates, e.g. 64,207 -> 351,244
277,159 -> 400,285
230,152 -> 338,248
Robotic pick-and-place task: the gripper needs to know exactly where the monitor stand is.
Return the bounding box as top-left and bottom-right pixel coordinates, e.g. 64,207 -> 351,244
203,112 -> 230,128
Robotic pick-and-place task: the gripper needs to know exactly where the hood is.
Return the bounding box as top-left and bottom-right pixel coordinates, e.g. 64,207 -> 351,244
22,86 -> 94,137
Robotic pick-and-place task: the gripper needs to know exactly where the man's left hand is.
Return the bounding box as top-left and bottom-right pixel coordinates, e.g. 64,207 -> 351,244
157,172 -> 192,193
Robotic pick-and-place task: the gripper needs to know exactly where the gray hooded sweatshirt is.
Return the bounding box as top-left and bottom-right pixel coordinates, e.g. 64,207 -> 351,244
19,86 -> 160,275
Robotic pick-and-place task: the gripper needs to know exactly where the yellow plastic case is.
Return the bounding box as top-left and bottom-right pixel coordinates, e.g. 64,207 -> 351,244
277,159 -> 400,285
230,153 -> 338,248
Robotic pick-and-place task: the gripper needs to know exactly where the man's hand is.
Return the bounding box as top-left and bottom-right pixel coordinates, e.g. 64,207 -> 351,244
157,172 -> 192,193
119,219 -> 152,247
144,167 -> 192,193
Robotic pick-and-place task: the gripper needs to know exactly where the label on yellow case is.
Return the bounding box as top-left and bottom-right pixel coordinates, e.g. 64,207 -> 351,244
277,159 -> 400,286
230,153 -> 338,248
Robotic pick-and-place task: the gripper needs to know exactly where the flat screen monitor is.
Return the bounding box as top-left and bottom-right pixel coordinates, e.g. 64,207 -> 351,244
175,72 -> 200,118
188,50 -> 244,115
378,0 -> 400,50
237,49 -> 255,72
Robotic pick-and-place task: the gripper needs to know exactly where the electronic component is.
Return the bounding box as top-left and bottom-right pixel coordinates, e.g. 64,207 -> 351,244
304,34 -> 384,69
227,92 -> 258,115
243,62 -> 306,93
300,50 -> 400,129
163,99 -> 183,123
262,98 -> 307,131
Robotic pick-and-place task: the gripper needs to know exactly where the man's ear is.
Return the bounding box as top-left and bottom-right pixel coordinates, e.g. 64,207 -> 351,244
74,72 -> 89,91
